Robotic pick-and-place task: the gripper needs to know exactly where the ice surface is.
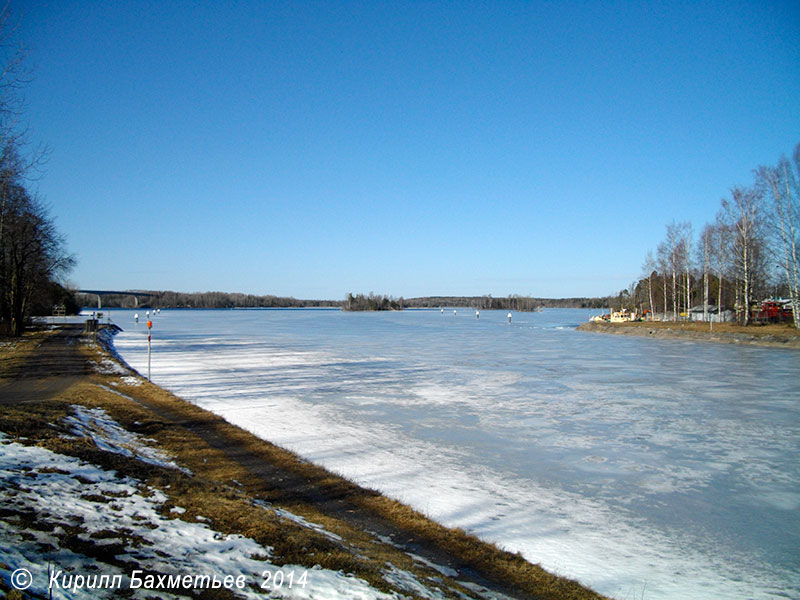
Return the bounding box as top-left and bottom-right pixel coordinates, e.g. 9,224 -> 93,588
112,308 -> 800,599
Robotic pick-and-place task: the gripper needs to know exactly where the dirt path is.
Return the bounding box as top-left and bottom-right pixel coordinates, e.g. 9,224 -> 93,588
0,326 -> 93,404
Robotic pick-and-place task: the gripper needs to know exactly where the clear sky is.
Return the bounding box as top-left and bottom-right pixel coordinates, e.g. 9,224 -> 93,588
13,0 -> 800,299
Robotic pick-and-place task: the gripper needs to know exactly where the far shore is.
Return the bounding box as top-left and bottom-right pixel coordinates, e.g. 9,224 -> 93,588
577,319 -> 800,349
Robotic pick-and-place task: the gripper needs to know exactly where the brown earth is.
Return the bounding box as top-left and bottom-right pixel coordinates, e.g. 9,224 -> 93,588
0,325 -> 609,600
577,319 -> 800,349
0,325 -> 95,404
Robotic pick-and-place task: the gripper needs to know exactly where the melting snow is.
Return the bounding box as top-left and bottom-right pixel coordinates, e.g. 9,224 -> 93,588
0,433 -> 408,599
94,356 -> 129,376
254,500 -> 344,544
64,404 -> 186,473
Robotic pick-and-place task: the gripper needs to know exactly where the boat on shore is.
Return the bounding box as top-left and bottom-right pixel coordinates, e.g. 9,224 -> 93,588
590,308 -> 640,323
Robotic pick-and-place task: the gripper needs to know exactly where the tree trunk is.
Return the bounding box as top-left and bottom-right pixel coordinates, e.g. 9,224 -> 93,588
672,268 -> 677,320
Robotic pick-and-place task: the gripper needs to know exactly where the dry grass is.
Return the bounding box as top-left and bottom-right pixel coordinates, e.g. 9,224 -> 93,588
579,318 -> 800,348
0,327 -> 612,600
618,320 -> 798,336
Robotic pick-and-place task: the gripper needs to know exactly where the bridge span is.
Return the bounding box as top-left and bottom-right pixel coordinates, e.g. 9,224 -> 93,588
77,290 -> 157,309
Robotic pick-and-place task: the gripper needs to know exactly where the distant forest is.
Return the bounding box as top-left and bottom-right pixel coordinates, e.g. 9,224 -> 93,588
79,290 -> 614,311
404,295 -> 613,310
343,294 -> 613,311
76,290 -> 341,309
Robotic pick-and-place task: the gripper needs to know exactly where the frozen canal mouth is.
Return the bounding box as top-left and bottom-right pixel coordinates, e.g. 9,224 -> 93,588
111,308 -> 800,600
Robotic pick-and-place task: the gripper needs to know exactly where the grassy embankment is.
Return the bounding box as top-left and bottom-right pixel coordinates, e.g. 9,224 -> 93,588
0,326 -> 610,600
577,319 -> 800,348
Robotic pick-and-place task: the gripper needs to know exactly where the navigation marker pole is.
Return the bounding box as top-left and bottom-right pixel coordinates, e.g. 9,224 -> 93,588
147,320 -> 153,381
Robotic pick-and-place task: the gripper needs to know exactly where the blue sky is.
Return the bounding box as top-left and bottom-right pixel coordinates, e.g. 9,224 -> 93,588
14,0 -> 800,299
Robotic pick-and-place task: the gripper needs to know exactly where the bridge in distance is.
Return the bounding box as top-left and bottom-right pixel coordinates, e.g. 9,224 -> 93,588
77,290 -> 157,308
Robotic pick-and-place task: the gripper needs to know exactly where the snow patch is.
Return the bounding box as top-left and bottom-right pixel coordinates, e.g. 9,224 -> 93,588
258,502 -> 343,543
0,434 -> 408,600
94,356 -> 129,376
64,404 -> 188,473
382,562 -> 447,599
407,553 -> 459,578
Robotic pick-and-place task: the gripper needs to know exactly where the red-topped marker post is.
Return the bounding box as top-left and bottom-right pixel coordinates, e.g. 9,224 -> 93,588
147,320 -> 153,380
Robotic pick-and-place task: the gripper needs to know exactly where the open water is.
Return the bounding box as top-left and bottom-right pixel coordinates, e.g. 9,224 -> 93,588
108,307 -> 800,599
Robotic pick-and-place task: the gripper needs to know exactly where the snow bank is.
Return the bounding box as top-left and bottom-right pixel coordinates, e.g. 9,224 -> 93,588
0,433 -> 405,599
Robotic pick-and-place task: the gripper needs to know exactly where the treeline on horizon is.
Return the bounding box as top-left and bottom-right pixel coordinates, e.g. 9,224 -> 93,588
76,290 -> 341,309
80,290 -> 615,311
621,142 -> 799,327
403,295 -> 613,310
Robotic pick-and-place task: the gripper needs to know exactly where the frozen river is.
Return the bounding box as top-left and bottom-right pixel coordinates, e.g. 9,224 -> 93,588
109,308 -> 800,599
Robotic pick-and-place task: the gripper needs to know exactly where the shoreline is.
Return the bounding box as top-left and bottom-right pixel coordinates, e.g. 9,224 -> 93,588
0,326 -> 609,600
577,320 -> 800,349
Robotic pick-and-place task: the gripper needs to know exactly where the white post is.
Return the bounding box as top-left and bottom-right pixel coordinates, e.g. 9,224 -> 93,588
147,320 -> 152,381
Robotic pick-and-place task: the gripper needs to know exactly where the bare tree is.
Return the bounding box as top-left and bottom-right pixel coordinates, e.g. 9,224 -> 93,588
642,250 -> 656,317
656,240 -> 670,319
639,142 -> 800,327
698,224 -> 713,322
0,6 -> 71,335
0,180 -> 74,334
720,187 -> 766,325
755,148 -> 800,327
658,222 -> 692,320
712,213 -> 732,317
664,225 -> 679,319
680,222 -> 693,316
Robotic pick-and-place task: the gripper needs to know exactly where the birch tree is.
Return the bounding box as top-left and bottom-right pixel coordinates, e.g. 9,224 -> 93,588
659,222 -> 692,320
642,251 -> 656,317
720,187 -> 764,325
680,222 -> 693,316
698,224 -> 713,321
664,224 -> 680,319
656,240 -> 670,318
712,214 -> 732,317
756,149 -> 800,327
